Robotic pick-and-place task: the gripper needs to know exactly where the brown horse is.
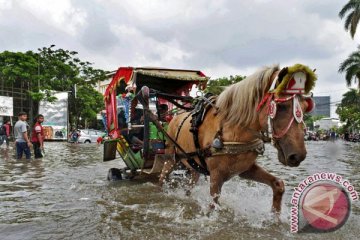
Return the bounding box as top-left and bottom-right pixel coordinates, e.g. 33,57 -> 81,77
159,64 -> 316,213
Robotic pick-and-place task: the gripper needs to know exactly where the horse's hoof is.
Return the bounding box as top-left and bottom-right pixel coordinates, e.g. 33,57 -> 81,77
209,202 -> 221,210
271,208 -> 282,222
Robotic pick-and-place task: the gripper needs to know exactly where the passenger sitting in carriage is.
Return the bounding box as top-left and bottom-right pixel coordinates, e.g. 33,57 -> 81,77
120,108 -> 144,146
157,104 -> 172,122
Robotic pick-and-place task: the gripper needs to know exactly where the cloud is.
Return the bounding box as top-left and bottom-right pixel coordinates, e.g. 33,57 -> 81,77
19,0 -> 87,36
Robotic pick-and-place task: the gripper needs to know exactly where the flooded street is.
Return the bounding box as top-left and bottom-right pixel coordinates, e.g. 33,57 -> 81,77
0,141 -> 359,240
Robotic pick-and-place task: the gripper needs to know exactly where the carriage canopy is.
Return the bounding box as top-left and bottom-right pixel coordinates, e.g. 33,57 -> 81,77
104,67 -> 209,137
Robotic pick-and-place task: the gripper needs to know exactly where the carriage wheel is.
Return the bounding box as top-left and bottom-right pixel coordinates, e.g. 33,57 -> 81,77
107,168 -> 123,181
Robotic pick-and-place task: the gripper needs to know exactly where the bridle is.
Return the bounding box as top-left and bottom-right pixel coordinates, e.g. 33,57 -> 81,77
257,73 -> 314,141
267,94 -> 305,139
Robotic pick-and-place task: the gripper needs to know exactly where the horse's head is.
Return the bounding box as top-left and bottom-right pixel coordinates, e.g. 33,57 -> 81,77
271,94 -> 315,167
258,64 -> 317,167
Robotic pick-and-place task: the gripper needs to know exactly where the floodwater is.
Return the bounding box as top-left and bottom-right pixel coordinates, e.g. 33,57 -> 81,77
0,141 -> 359,240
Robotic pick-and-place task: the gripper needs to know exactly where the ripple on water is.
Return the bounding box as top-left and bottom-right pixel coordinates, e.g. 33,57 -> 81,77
0,141 -> 359,240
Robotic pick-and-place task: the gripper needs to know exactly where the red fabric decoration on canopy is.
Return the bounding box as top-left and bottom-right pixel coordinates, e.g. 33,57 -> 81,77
104,67 -> 134,137
104,67 -> 134,98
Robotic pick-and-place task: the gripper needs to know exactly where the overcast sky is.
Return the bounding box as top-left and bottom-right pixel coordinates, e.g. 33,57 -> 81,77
0,0 -> 358,117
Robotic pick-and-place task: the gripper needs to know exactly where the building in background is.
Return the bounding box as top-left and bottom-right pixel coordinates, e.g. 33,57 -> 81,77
0,81 -> 33,122
95,71 -> 116,95
314,118 -> 342,130
95,71 -> 116,124
311,96 -> 330,117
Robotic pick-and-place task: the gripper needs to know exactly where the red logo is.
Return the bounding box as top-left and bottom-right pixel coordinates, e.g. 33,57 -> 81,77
300,182 -> 350,232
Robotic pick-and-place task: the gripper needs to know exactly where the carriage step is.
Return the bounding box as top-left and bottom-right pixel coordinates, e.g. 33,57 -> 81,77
142,154 -> 173,174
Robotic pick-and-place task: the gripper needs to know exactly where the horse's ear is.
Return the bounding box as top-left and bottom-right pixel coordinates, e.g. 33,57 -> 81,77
313,68 -> 316,72
277,67 -> 288,83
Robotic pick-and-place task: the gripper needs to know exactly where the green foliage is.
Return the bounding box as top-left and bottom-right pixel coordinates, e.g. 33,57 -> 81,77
205,75 -> 245,95
0,50 -> 38,85
0,45 -> 108,126
336,89 -> 360,130
339,0 -> 360,39
338,46 -> 360,88
28,91 -> 45,101
36,45 -> 107,93
304,114 -> 326,130
70,85 -> 104,127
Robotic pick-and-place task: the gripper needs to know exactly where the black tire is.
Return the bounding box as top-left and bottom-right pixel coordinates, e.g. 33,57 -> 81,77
107,168 -> 123,181
84,140 -> 91,143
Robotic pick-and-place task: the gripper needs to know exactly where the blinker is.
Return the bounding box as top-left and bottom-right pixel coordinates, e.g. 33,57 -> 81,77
305,97 -> 315,113
212,138 -> 224,149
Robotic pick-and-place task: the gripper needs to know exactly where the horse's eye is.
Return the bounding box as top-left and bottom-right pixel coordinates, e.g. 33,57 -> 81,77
277,104 -> 288,112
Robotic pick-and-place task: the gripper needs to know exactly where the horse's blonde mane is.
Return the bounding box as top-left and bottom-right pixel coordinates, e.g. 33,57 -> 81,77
216,65 -> 279,128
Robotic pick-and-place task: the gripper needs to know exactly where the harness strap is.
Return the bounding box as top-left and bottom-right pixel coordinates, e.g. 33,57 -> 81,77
173,111 -> 210,175
175,139 -> 264,175
272,116 -> 295,139
191,125 -> 209,174
188,94 -> 218,175
211,139 -> 265,156
175,112 -> 192,141
175,139 -> 265,158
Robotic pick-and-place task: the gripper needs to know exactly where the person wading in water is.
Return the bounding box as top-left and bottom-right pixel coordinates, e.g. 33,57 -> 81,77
31,114 -> 45,158
14,112 -> 32,159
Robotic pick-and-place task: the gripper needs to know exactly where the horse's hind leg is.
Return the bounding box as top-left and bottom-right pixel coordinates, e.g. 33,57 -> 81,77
239,163 -> 285,213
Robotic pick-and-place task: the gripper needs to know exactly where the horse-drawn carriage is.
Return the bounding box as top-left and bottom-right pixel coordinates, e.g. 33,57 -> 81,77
103,67 -> 209,179
103,64 -> 317,213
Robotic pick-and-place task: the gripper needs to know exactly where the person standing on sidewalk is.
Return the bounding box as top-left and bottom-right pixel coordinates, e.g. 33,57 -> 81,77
14,112 -> 32,159
31,114 -> 45,158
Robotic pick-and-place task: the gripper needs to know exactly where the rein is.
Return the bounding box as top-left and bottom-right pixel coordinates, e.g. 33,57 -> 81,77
269,94 -> 297,139
257,86 -> 309,141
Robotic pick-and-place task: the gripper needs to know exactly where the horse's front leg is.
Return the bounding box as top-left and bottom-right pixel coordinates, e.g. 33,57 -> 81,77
209,171 -> 224,207
239,163 -> 285,213
158,157 -> 176,186
184,169 -> 200,196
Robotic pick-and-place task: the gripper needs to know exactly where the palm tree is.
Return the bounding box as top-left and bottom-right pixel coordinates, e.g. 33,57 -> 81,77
339,0 -> 360,39
339,47 -> 360,88
341,88 -> 360,105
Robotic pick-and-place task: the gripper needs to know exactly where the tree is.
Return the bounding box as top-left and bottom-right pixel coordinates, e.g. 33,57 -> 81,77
338,46 -> 360,88
336,88 -> 360,131
36,45 -> 107,98
36,45 -> 108,128
304,114 -> 326,130
0,46 -> 108,127
70,85 -> 104,128
339,0 -> 360,39
205,75 -> 245,95
0,51 -> 40,121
